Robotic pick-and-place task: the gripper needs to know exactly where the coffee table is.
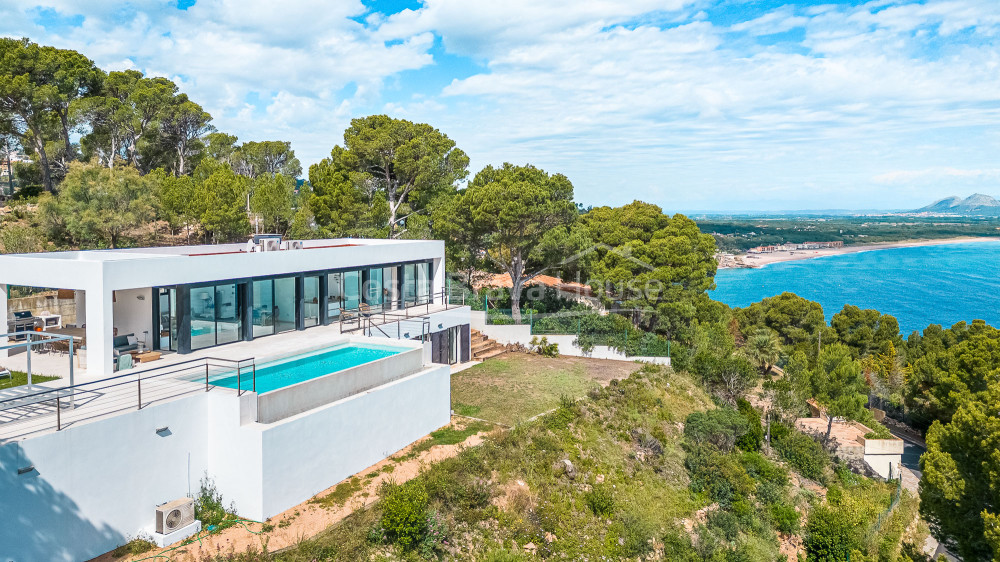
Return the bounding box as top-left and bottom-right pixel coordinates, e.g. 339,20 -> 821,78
134,351 -> 162,363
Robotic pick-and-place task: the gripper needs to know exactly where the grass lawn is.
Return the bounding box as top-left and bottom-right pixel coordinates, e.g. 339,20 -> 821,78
451,352 -> 641,426
0,370 -> 60,390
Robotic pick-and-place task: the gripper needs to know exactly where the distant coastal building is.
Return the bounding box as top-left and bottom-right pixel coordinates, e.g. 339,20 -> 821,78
801,241 -> 844,249
750,241 -> 843,253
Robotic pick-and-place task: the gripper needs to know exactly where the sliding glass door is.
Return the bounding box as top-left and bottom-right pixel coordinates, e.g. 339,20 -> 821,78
190,282 -> 244,350
252,280 -> 274,337
303,276 -> 320,327
157,288 -> 177,351
274,277 -> 296,333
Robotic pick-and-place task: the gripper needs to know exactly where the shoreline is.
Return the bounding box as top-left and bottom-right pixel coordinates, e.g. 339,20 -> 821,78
717,236 -> 1000,269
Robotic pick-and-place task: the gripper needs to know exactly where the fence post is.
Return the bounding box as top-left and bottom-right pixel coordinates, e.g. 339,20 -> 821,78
137,376 -> 142,410
237,364 -> 242,396
205,363 -> 209,392
252,363 -> 256,393
56,395 -> 61,430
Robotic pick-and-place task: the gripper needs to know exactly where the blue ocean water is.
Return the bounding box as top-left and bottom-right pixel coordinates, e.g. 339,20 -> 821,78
710,240 -> 1000,335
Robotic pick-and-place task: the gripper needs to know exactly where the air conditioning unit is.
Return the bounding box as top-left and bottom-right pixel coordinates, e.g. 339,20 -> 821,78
155,498 -> 195,535
288,240 -> 304,250
260,239 -> 280,252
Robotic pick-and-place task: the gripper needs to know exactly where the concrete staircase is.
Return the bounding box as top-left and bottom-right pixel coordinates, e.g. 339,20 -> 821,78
470,329 -> 505,361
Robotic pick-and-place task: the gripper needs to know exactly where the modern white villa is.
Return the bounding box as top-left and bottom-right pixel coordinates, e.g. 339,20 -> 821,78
0,237 -> 471,561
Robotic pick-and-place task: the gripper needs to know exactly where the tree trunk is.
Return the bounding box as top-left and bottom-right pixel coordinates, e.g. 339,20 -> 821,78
510,277 -> 524,323
58,110 -> 73,167
32,133 -> 53,192
825,414 -> 834,441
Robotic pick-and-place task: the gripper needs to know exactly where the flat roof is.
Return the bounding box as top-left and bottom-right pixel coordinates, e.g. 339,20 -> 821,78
0,238 -> 419,263
0,238 -> 445,291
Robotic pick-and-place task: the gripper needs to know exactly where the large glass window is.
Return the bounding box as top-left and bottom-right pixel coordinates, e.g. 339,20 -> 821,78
365,268 -> 383,310
416,262 -> 430,304
157,288 -> 177,351
383,266 -> 398,310
303,276 -> 320,327
344,271 -> 361,310
190,286 -> 217,350
215,284 -> 241,345
328,272 -> 343,319
403,264 -> 417,306
190,283 -> 243,350
252,280 -> 274,337
274,277 -> 296,333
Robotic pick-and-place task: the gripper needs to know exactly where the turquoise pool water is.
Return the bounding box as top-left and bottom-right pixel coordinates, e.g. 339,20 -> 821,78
211,343 -> 409,394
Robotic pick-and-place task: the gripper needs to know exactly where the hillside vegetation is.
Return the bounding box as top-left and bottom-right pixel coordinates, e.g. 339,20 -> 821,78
189,363 -> 926,562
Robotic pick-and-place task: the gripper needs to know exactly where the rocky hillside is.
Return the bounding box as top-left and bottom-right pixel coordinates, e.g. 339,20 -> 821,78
913,193 -> 1000,215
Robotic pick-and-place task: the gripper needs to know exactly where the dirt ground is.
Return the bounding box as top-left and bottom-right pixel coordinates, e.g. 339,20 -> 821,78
92,418 -> 491,562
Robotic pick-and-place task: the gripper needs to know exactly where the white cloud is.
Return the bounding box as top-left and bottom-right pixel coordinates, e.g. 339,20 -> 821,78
873,167 -> 1000,185
4,0 -> 1000,209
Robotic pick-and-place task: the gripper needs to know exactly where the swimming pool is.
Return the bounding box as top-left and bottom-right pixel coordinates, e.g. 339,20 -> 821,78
210,343 -> 410,394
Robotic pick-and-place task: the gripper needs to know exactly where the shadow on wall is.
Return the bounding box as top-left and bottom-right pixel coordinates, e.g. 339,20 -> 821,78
0,443 -> 125,562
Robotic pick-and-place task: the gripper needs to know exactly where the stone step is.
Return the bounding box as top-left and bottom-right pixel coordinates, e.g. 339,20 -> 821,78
474,347 -> 506,361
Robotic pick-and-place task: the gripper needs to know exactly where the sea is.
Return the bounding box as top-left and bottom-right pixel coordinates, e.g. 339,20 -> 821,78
709,240 -> 1000,335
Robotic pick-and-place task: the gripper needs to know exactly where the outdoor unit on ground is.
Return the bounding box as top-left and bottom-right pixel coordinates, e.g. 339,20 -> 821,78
155,498 -> 195,534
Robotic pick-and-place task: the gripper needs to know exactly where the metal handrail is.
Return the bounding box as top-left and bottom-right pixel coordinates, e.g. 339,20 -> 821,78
0,356 -> 255,408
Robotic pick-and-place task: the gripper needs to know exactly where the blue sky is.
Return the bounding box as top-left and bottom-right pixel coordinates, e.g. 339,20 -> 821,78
4,0 -> 1000,211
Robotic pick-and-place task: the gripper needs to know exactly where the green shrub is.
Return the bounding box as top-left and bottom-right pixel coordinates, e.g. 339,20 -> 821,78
608,513 -> 654,557
194,476 -> 236,528
805,505 -> 857,562
684,408 -> 749,452
377,480 -> 429,550
544,395 -> 578,430
686,447 -> 756,506
862,422 -> 893,440
735,399 -> 764,452
529,335 -> 559,357
774,430 -> 828,482
770,502 -> 800,535
585,484 -> 615,517
488,310 -> 515,325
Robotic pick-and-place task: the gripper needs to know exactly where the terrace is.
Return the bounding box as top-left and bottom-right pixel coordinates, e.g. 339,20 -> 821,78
0,297 -> 465,443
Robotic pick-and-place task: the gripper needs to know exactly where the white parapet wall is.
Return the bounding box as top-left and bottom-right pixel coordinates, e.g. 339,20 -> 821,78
470,311 -> 670,366
0,364 -> 451,562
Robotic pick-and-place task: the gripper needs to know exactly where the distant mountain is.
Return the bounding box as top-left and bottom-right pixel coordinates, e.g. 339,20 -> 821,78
913,194 -> 1000,215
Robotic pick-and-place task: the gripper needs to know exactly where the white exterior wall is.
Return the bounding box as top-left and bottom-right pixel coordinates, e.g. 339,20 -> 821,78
0,392 -> 210,562
85,287 -> 114,377
470,312 -> 670,366
864,454 -> 902,480
112,288 -> 154,344
0,365 -> 450,561
259,366 -> 450,517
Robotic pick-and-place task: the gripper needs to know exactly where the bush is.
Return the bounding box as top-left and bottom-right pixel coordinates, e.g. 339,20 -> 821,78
529,335 -> 559,357
863,422 -> 893,440
735,399 -> 764,452
805,505 -> 857,561
585,484 -> 615,517
487,310 -> 515,325
686,447 -> 756,506
684,408 -> 748,452
774,430 -> 828,482
770,502 -> 800,535
377,480 -> 429,550
194,476 -> 236,528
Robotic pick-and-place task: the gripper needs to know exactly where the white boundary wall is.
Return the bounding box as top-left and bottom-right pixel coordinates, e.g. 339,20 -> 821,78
470,311 -> 670,366
0,365 -> 450,562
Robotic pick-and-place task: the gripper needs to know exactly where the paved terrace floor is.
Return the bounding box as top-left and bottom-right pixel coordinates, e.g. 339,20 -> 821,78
0,303 -> 452,444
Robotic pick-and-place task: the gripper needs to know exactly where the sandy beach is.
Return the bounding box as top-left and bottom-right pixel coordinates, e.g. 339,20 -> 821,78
717,236 -> 1000,269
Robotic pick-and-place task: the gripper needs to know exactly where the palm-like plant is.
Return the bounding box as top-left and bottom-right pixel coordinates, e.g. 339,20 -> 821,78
744,327 -> 782,376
